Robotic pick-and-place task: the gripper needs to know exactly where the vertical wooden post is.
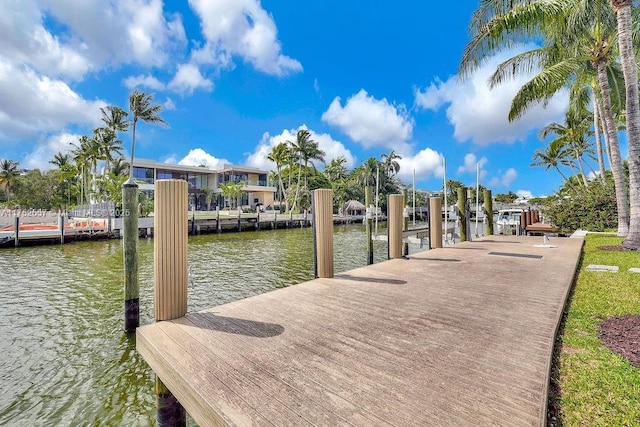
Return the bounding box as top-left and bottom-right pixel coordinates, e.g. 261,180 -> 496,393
402,189 -> 409,256
256,210 -> 260,231
237,208 -> 241,232
483,190 -> 493,236
429,197 -> 443,249
59,214 -> 65,244
216,206 -> 221,234
520,210 -> 526,235
457,187 -> 467,242
312,189 -> 334,278
153,179 -> 188,426
273,212 -> 277,229
388,194 -> 403,259
14,216 -> 19,247
365,186 -> 374,265
191,207 -> 196,235
122,180 -> 139,333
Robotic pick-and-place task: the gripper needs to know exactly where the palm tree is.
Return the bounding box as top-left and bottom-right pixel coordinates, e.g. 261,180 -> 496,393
0,159 -> 20,200
287,129 -> 324,211
267,142 -> 290,211
49,152 -> 71,168
381,150 -> 402,177
219,181 -> 245,209
101,106 -> 129,134
531,140 -> 578,192
460,0 -> 630,236
611,0 -> 640,249
324,156 -> 348,182
127,90 -> 167,181
93,127 -> 123,177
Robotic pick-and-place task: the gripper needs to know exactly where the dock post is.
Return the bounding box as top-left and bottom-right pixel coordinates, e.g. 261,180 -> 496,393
122,180 -> 139,333
457,187 -> 467,242
365,186 -> 374,265
388,194 -> 403,259
273,212 -> 277,229
237,209 -> 241,232
289,210 -> 293,228
256,210 -> 260,230
153,179 -> 188,426
429,197 -> 443,248
483,190 -> 493,236
59,214 -> 65,244
402,189 -> 409,256
312,189 -> 334,278
14,216 -> 19,247
216,206 -> 221,234
191,207 -> 196,235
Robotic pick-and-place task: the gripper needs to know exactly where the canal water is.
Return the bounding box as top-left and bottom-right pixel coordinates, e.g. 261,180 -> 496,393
0,224 -> 422,425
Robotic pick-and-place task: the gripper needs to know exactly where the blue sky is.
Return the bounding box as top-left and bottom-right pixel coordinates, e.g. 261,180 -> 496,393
0,0 -> 593,197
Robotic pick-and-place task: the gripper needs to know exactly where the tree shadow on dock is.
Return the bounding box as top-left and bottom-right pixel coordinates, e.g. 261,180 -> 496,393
334,274 -> 407,285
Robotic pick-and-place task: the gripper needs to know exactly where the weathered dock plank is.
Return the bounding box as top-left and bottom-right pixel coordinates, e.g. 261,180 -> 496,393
137,235 -> 584,426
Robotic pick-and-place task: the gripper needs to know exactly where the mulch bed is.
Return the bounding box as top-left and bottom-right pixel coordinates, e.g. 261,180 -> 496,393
598,315 -> 640,367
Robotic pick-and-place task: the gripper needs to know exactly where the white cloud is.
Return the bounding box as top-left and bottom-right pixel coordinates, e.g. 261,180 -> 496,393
168,63 -> 213,94
188,0 -> 302,76
22,132 -> 78,170
396,148 -> 445,183
516,189 -> 533,199
0,59 -> 105,140
322,89 -> 414,152
178,148 -> 229,169
457,153 -> 488,179
489,168 -> 518,187
163,97 -> 176,111
414,48 -> 567,146
245,125 -> 355,171
124,74 -> 166,90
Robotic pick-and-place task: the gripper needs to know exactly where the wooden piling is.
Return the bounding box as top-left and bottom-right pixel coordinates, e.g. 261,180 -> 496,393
429,197 -> 443,249
312,189 -> 334,278
153,179 -> 188,426
483,189 -> 494,236
388,194 -> 403,259
122,180 -> 139,333
457,187 -> 467,242
402,189 -> 409,256
365,186 -> 374,265
59,214 -> 65,244
256,210 -> 260,231
216,206 -> 221,234
237,209 -> 241,232
14,216 -> 19,247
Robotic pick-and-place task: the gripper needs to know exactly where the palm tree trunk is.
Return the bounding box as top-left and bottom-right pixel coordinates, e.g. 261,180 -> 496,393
291,162 -> 302,212
591,87 -> 606,181
614,0 -> 640,248
555,166 -> 577,192
596,60 -> 629,236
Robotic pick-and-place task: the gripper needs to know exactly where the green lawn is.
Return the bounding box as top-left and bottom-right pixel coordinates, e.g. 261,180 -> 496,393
554,234 -> 640,426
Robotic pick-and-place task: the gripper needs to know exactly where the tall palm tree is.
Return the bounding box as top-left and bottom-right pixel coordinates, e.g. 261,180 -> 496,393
0,159 -> 20,200
49,152 -> 71,168
531,140 -> 578,192
93,127 -> 123,177
101,106 -> 129,134
287,129 -> 323,211
267,142 -> 290,211
381,150 -> 402,177
127,90 -> 167,181
324,156 -> 348,182
611,0 -> 640,248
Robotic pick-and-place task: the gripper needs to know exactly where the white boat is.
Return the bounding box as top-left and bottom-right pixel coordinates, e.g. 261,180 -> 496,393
496,208 -> 523,235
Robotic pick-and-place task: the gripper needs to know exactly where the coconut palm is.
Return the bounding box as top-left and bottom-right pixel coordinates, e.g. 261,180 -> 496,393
127,90 -> 167,181
531,140 -> 578,192
267,142 -> 291,211
94,127 -> 123,177
49,152 -> 72,168
0,159 -> 20,200
324,156 -> 348,182
287,129 -> 324,211
381,150 -> 402,177
611,0 -> 640,248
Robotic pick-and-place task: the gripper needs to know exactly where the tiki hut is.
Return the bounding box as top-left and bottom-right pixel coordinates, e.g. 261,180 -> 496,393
343,199 -> 366,216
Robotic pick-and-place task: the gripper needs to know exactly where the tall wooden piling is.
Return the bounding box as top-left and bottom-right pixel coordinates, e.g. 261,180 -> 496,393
312,189 -> 334,278
59,214 -> 65,244
153,179 -> 188,426
457,187 -> 468,242
14,216 -> 19,247
483,189 -> 494,236
429,197 -> 443,249
388,194 -> 403,259
216,206 -> 221,234
402,189 -> 409,256
122,180 -> 139,333
365,186 -> 374,265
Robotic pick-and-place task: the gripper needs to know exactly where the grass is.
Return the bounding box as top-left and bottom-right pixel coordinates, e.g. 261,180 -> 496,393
553,234 -> 640,426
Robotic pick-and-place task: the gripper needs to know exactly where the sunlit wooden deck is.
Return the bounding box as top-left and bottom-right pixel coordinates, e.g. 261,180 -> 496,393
137,235 -> 584,426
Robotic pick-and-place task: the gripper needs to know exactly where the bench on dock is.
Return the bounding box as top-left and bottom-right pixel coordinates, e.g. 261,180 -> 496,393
525,222 -> 557,235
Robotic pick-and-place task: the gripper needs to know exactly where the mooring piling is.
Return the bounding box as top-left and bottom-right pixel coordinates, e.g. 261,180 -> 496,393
122,180 -> 139,333
312,189 -> 334,278
429,197 -> 443,249
153,179 -> 188,425
402,189 -> 409,256
457,187 -> 468,242
484,189 -> 493,236
365,186 -> 374,265
388,194 -> 403,259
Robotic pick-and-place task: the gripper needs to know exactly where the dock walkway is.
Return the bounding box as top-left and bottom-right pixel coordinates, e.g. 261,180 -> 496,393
137,235 -> 584,426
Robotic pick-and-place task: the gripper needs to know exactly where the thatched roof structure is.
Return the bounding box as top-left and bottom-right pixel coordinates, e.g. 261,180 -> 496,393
343,199 -> 365,215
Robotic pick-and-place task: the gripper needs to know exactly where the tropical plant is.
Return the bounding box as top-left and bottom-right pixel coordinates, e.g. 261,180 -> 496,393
127,90 -> 166,180
49,152 -> 71,168
381,150 -> 402,177
267,142 -> 290,211
219,181 -> 245,209
0,159 -> 21,200
287,129 -> 324,212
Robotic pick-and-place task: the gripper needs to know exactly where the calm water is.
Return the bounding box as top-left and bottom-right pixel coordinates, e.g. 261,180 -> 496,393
0,224 -> 416,425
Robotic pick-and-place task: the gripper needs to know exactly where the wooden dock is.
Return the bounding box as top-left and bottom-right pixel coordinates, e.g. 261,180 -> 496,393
137,235 -> 584,426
